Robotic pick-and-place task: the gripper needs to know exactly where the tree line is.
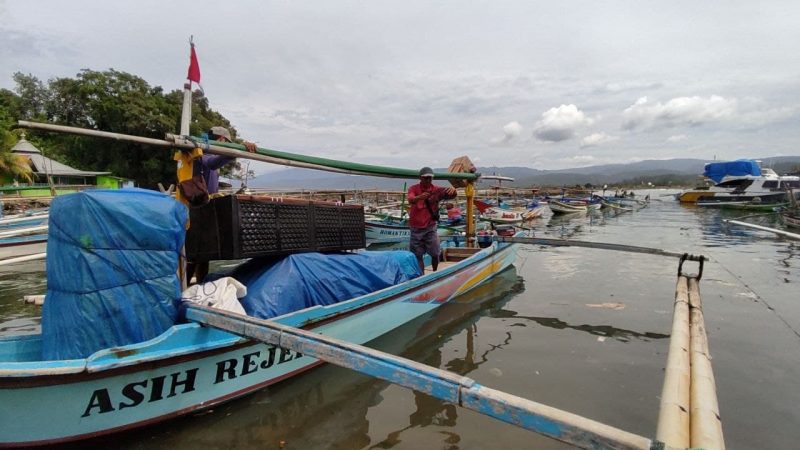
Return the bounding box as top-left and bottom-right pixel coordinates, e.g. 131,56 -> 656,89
0,70 -> 250,188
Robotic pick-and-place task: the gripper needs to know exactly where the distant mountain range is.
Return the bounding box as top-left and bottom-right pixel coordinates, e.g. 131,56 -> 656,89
248,156 -> 800,190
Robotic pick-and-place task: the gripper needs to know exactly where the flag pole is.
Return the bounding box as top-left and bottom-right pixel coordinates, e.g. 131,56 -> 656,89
179,36 -> 196,136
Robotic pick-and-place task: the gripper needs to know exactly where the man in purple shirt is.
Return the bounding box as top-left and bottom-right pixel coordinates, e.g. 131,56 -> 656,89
198,126 -> 255,193
187,126 -> 256,283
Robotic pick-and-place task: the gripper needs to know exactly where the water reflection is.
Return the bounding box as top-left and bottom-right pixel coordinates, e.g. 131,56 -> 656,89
0,260 -> 46,335
490,309 -> 669,343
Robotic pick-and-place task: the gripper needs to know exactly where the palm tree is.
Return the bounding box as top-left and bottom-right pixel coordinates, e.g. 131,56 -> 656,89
0,152 -> 34,184
0,130 -> 34,184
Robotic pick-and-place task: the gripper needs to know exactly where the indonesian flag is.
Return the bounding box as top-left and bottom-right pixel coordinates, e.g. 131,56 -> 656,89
187,42 -> 201,84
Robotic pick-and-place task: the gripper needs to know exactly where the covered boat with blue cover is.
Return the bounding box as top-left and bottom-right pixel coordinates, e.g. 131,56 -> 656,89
0,188 -> 519,446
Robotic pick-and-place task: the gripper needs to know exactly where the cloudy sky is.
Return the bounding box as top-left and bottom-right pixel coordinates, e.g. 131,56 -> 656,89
2,1 -> 799,175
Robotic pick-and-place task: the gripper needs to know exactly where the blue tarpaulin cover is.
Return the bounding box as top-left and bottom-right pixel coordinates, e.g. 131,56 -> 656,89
703,160 -> 761,184
41,189 -> 188,360
229,251 -> 422,319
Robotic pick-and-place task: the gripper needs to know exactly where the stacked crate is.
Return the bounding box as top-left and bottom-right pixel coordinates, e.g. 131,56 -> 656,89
186,195 -> 365,261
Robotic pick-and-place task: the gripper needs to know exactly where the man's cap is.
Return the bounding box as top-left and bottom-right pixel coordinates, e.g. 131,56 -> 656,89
210,126 -> 232,141
419,167 -> 434,177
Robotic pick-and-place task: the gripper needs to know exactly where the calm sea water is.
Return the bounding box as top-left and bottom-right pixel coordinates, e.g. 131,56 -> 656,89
2,191 -> 798,449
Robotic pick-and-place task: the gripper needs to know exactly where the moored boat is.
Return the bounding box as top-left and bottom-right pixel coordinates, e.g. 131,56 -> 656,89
0,225 -> 48,260
781,210 -> 800,229
678,159 -> 800,204
364,219 -> 456,243
548,199 -> 588,214
0,189 -> 519,447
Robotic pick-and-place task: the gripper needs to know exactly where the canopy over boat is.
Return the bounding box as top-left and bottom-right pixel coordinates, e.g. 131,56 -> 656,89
703,159 -> 761,184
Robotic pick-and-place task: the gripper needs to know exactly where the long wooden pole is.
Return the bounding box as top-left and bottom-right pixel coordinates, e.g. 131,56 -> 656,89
655,276 -> 691,447
688,277 -> 725,450
465,182 -> 475,247
724,219 -> 800,240
17,121 -> 481,182
495,235 -> 705,260
183,303 -> 657,450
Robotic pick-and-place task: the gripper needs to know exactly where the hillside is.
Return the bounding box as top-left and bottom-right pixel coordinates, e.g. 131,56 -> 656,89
248,156 -> 800,190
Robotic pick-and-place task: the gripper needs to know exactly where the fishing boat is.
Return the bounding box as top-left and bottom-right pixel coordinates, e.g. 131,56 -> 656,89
781,210 -> 800,229
698,199 -> 787,212
600,198 -> 634,212
678,159 -> 800,204
0,215 -> 48,230
780,187 -> 800,229
0,225 -> 48,260
473,199 -> 544,224
364,219 -> 456,243
521,204 -> 547,220
0,202 -> 518,446
548,199 -> 588,214
1,101 -> 515,446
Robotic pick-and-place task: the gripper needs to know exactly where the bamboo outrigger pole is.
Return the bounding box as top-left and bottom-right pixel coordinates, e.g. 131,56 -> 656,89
183,303 -> 659,450
16,121 -> 481,182
688,277 -> 725,450
656,276 -> 691,447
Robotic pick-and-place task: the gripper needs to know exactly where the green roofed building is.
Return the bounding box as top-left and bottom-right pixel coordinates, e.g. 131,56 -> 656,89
1,134 -> 134,196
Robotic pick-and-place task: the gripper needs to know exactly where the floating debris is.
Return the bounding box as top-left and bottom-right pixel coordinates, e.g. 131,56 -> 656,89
586,302 -> 626,310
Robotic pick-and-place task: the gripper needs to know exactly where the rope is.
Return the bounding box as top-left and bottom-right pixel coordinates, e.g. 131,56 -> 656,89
714,255 -> 800,341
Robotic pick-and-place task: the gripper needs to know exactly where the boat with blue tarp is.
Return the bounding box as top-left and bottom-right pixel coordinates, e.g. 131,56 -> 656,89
678,159 -> 800,204
0,186 -> 518,446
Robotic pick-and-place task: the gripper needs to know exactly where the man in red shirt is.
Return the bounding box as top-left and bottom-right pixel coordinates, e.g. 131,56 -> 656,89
408,167 -> 457,272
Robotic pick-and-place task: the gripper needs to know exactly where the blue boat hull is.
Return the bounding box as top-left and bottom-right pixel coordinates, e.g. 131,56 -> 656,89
0,241 -> 518,446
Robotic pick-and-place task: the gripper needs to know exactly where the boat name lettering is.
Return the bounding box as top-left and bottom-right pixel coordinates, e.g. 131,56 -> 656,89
214,347 -> 302,384
81,345 -> 303,417
81,368 -> 199,417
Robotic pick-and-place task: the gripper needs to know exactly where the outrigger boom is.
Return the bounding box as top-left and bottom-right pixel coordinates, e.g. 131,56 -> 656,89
16,120 -> 479,181
184,303 -> 659,450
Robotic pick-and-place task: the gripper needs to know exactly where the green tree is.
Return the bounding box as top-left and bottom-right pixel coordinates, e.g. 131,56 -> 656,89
0,94 -> 34,183
13,69 -> 245,188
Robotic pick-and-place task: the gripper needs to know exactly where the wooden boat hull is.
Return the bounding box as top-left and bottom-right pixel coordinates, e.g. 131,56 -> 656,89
480,208 -> 524,224
781,211 -> 800,229
364,221 -> 454,243
0,235 -> 47,260
0,241 -> 518,446
548,200 -> 587,214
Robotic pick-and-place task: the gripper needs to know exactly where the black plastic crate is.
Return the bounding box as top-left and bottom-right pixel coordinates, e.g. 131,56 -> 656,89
186,195 -> 365,261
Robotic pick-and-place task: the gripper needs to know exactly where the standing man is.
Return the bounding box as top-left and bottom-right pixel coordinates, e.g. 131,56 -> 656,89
197,126 -> 256,195
183,126 -> 256,284
408,167 -> 457,273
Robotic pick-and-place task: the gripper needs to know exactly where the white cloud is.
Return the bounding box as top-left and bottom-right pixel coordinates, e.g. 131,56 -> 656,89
503,121 -> 522,140
492,120 -> 523,145
580,132 -> 618,148
533,104 -> 592,142
666,134 -> 688,142
622,95 -> 737,130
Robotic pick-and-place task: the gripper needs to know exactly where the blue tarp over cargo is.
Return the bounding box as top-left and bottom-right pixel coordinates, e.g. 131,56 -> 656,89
42,189 -> 188,360
229,251 -> 422,319
703,160 -> 761,184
